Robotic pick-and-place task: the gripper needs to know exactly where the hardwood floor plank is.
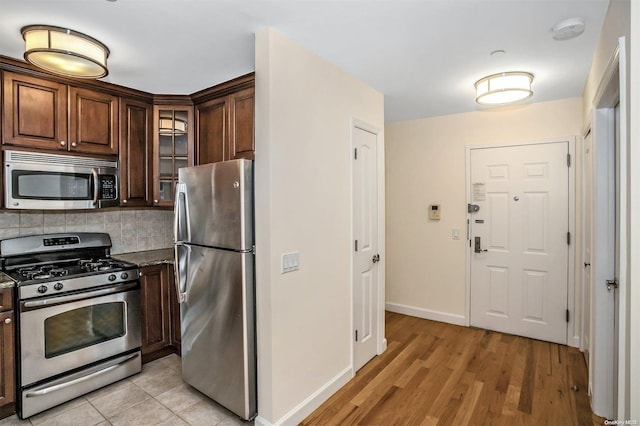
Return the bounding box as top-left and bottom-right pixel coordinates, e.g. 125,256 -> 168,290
302,312 -> 604,426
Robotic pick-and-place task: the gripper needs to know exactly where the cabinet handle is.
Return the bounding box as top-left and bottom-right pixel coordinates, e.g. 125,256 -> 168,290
71,142 -> 78,148
60,140 -> 66,146
4,318 -> 11,324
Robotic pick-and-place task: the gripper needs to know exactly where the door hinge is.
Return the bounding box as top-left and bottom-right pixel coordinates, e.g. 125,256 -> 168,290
566,309 -> 570,323
354,148 -> 358,160
355,240 -> 358,252
567,231 -> 571,245
567,153 -> 571,167
355,329 -> 358,342
606,279 -> 619,291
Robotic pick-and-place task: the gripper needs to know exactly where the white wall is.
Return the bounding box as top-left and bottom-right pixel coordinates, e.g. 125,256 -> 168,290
254,28 -> 384,425
628,2 -> 640,419
385,98 -> 583,326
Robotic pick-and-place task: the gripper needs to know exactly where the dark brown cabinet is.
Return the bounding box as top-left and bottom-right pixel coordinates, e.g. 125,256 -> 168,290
2,71 -> 119,156
140,264 -> 180,362
195,86 -> 254,165
152,106 -> 194,207
140,264 -> 171,357
69,87 -> 119,156
0,289 -> 15,416
119,98 -> 152,207
2,72 -> 68,151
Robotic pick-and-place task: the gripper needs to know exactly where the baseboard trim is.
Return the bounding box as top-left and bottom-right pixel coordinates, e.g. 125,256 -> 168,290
254,366 -> 353,426
386,302 -> 467,326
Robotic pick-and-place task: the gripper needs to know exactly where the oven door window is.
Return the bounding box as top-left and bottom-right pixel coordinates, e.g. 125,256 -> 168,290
44,302 -> 125,358
13,171 -> 92,200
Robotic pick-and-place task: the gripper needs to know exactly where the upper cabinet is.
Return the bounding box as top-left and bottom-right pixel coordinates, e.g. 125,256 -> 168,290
152,105 -> 194,207
120,97 -> 153,207
2,71 -> 119,156
194,75 -> 254,165
69,87 -> 119,155
228,87 -> 255,160
2,72 -> 67,151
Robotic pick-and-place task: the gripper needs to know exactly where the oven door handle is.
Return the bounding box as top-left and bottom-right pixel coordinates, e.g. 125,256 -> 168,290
91,168 -> 100,206
22,282 -> 139,309
24,352 -> 140,397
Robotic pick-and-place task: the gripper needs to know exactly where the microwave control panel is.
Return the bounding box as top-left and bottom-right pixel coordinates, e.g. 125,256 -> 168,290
99,176 -> 117,200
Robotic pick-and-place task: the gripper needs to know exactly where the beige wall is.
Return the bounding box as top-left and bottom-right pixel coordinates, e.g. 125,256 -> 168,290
385,97 -> 583,325
254,28 -> 384,425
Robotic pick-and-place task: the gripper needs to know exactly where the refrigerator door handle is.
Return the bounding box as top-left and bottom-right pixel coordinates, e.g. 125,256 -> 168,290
174,183 -> 189,243
174,243 -> 190,303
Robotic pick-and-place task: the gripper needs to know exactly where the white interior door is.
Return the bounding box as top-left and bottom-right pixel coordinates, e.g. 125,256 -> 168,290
469,142 -> 569,344
352,124 -> 379,372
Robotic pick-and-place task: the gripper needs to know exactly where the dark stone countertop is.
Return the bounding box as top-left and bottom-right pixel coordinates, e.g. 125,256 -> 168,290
0,272 -> 15,289
113,248 -> 174,267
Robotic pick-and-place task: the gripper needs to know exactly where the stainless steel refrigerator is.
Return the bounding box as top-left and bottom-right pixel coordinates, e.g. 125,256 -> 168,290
174,159 -> 256,420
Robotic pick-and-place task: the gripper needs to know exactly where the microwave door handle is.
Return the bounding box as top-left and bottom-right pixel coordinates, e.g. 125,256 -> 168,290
91,168 -> 99,206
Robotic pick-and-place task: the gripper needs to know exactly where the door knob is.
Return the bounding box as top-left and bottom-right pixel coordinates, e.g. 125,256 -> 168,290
474,237 -> 488,253
372,254 -> 380,263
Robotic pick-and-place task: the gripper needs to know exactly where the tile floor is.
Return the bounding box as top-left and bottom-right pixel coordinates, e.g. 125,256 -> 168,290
0,354 -> 252,426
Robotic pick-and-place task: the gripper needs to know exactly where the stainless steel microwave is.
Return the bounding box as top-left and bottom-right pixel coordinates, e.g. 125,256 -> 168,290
4,150 -> 119,210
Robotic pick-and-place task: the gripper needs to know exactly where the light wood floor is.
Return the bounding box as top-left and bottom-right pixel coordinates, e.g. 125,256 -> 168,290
303,311 -> 604,426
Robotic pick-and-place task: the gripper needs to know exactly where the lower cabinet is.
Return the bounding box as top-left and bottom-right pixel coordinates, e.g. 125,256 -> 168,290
140,264 -> 180,363
0,288 -> 15,418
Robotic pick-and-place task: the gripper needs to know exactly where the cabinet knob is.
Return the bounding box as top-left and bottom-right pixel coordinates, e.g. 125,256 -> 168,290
4,318 -> 11,324
154,200 -> 159,204
71,142 -> 78,148
123,199 -> 128,204
60,140 -> 66,146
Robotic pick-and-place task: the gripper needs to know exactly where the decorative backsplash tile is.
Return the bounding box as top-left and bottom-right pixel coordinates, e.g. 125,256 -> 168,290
0,208 -> 174,254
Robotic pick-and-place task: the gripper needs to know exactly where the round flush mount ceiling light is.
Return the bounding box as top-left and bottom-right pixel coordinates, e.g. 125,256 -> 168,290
474,71 -> 534,106
21,25 -> 110,79
552,18 -> 585,41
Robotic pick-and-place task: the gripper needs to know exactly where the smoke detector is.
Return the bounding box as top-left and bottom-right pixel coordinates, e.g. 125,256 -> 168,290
552,18 -> 585,41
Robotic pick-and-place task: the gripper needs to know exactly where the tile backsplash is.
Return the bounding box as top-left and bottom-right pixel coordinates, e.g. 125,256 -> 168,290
0,208 -> 174,254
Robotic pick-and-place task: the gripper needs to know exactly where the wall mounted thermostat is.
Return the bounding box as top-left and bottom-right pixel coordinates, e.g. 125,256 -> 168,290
429,204 -> 441,220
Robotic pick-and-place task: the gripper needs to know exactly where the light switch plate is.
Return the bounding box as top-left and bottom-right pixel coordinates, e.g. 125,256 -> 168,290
281,252 -> 300,274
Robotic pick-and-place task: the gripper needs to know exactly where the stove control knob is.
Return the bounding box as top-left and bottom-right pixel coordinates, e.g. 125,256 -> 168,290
108,274 -> 117,282
54,283 -> 64,291
37,285 -> 48,294
121,272 -> 129,280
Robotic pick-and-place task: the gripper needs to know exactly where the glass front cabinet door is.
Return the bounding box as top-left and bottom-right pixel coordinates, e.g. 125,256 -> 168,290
153,106 -> 194,207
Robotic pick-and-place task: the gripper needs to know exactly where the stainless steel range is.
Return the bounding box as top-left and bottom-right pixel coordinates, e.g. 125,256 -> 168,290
0,233 -> 142,419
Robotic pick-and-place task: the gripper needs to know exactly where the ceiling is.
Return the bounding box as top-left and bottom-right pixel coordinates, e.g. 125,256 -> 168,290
0,0 -> 610,122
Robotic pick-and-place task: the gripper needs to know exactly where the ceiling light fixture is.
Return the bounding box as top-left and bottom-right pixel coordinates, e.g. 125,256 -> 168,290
552,18 -> 585,41
474,71 -> 534,106
21,25 -> 110,79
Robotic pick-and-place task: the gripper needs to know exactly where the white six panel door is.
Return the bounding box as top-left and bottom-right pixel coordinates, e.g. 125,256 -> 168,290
352,124 -> 379,371
470,142 -> 569,344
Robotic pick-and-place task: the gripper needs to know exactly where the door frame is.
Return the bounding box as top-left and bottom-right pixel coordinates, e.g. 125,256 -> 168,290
350,118 -> 387,374
586,38 -> 626,419
464,138 -> 577,345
